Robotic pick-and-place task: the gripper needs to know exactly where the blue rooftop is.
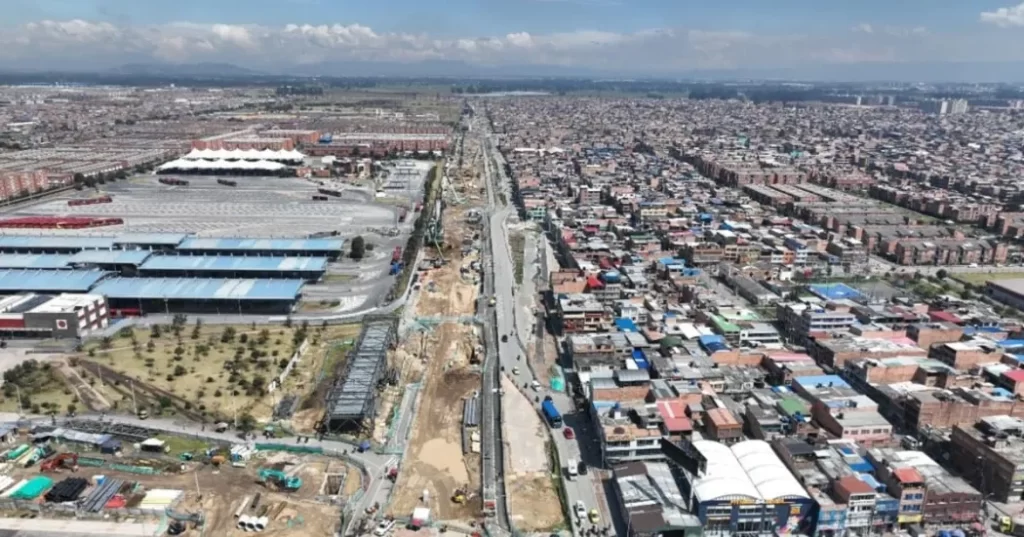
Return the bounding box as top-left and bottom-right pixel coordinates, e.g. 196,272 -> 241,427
809,283 -> 864,301
112,233 -> 188,246
614,318 -> 638,333
178,237 -> 344,252
999,339 -> 1024,348
69,250 -> 153,265
91,277 -> 304,300
0,235 -> 116,250
140,255 -> 328,272
794,375 -> 850,389
0,254 -> 73,269
0,269 -> 109,292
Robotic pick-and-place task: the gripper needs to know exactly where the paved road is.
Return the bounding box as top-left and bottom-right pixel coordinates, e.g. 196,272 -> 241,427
476,116 -> 606,535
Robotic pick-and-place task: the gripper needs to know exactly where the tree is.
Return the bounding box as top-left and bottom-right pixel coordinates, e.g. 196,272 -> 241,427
66,403 -> 77,416
936,269 -> 948,280
238,413 -> 257,432
350,236 -> 366,259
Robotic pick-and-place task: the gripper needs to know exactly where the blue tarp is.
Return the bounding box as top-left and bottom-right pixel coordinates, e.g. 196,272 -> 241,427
999,339 -> 1024,348
615,318 -> 638,333
631,349 -> 649,369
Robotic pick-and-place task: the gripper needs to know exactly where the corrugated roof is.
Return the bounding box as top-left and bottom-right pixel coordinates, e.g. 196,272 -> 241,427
113,233 -> 188,246
69,250 -> 152,265
0,235 -> 116,250
0,254 -> 73,269
91,277 -> 304,300
139,255 -> 327,272
177,237 -> 344,252
0,269 -> 109,292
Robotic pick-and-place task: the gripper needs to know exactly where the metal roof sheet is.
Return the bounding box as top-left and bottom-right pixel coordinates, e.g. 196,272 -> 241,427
68,250 -> 152,265
139,255 -> 327,272
0,269 -> 109,292
113,233 -> 188,246
91,277 -> 304,300
0,235 -> 116,250
0,254 -> 73,269
177,237 -> 344,252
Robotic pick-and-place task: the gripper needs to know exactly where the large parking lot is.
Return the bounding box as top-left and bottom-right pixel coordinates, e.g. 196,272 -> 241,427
5,175 -> 402,237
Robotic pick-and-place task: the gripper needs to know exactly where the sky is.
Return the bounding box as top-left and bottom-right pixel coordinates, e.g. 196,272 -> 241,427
3,0 -> 1024,78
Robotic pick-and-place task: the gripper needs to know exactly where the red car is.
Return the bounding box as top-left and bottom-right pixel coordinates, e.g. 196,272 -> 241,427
563,427 -> 575,440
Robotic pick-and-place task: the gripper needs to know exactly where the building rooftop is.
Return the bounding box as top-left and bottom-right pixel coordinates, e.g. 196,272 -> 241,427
139,255 -> 328,272
90,277 -> 304,301
688,439 -> 810,503
177,237 -> 344,252
0,269 -> 109,292
615,461 -> 701,533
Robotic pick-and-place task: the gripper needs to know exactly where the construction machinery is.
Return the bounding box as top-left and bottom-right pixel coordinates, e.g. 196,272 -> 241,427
451,484 -> 474,504
257,469 -> 302,491
41,453 -> 78,472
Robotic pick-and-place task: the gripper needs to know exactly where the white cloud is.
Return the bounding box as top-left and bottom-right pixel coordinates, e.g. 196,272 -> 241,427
0,18 -> 1014,74
981,3 -> 1024,27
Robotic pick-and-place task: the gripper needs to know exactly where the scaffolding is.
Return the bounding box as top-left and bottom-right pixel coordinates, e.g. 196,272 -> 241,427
322,318 -> 396,434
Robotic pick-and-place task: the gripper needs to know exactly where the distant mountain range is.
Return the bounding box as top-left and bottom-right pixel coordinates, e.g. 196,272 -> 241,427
107,62 -> 267,77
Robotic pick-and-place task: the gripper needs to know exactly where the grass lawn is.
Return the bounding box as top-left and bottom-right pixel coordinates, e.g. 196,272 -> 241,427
953,272 -> 1024,285
156,434 -> 210,456
81,322 -> 360,423
510,232 -> 525,285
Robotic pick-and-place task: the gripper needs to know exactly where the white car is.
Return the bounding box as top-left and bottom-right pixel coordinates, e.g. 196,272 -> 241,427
373,520 -> 396,536
574,500 -> 587,520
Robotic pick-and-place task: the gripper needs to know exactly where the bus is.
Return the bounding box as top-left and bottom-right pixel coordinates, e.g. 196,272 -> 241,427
541,397 -> 562,428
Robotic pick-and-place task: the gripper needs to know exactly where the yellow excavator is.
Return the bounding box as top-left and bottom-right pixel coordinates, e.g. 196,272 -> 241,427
452,486 -> 466,504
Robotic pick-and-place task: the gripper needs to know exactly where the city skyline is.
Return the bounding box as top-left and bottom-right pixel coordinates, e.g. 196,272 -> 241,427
3,0 -> 1024,80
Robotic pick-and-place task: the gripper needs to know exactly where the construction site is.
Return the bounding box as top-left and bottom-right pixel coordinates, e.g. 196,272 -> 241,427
0,421 -> 366,537
385,134 -> 491,523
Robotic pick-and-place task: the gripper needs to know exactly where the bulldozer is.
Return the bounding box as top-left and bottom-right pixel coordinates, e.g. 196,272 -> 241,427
257,468 -> 302,492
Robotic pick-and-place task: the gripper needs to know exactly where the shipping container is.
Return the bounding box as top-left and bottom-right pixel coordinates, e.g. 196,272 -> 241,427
159,178 -> 189,186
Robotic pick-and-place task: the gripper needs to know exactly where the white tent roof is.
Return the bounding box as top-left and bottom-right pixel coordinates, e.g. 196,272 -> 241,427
181,148 -> 305,162
732,440 -> 810,501
157,159 -> 286,171
690,440 -> 760,502
689,440 -> 809,503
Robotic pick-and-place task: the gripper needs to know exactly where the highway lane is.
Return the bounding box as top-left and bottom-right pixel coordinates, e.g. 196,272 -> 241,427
476,116 -> 607,535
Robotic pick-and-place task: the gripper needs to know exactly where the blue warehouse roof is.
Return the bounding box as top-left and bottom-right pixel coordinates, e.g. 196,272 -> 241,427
92,277 -> 305,301
0,269 -> 109,292
140,255 -> 328,272
0,235 -> 117,250
113,233 -> 188,246
69,250 -> 153,265
0,254 -> 73,269
177,237 -> 344,252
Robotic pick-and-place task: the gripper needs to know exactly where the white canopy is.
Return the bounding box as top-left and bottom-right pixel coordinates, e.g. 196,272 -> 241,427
182,148 -> 305,162
158,158 -> 287,171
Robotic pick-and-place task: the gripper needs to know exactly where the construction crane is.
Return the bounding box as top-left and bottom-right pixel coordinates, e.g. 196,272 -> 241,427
257,469 -> 302,491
